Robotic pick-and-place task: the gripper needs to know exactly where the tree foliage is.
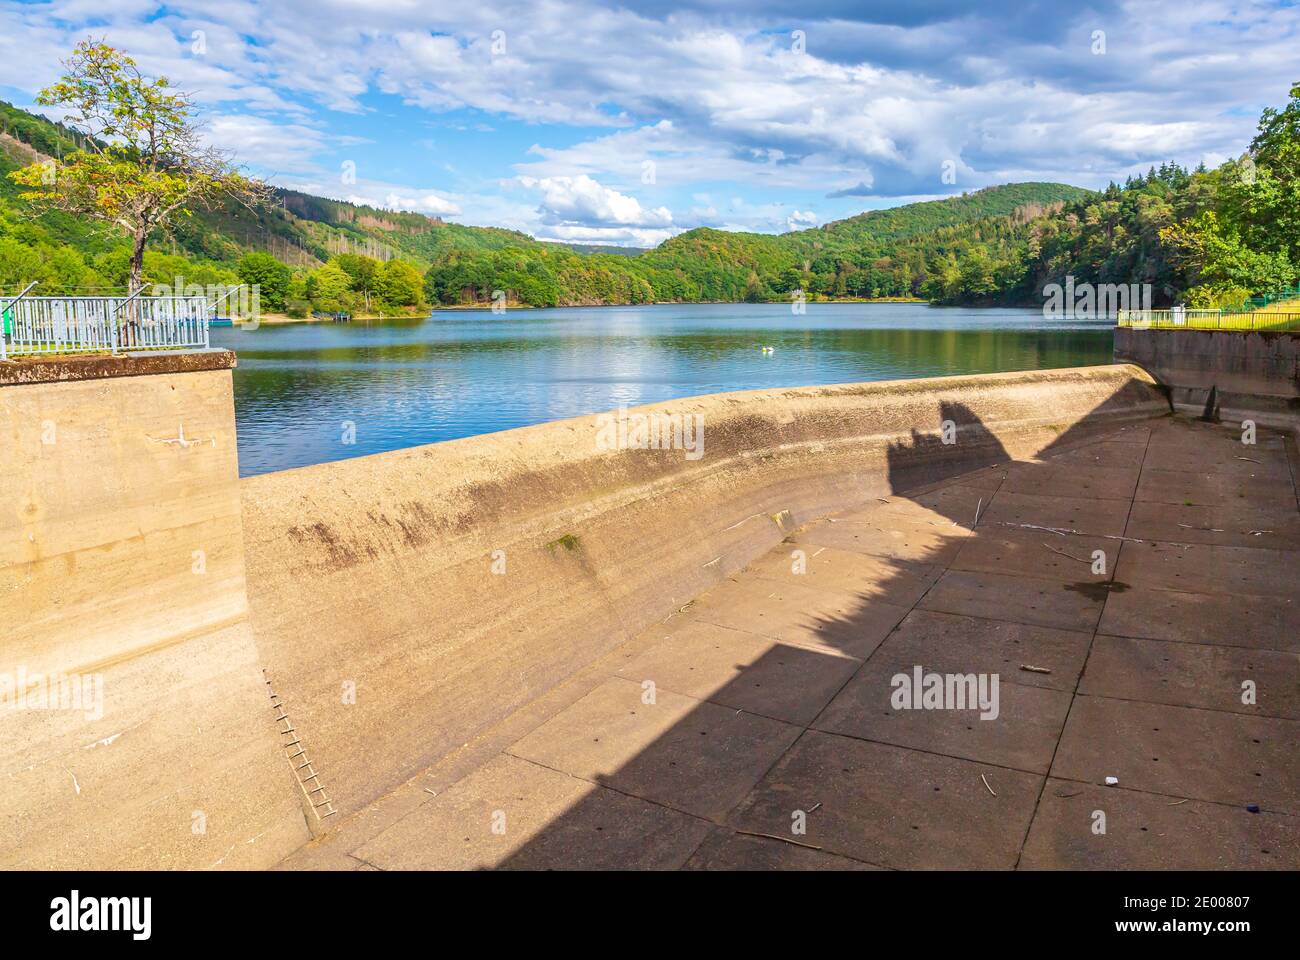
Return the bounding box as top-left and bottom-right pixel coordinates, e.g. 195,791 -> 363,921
6,41 -> 267,293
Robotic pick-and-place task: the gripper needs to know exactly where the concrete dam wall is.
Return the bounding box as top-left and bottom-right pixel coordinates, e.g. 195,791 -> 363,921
1115,327 -> 1300,427
240,363 -> 1167,827
0,352 -> 308,870
2,355 -> 1165,867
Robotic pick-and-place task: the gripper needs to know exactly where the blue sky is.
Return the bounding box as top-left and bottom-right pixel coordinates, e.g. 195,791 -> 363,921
1,0 -> 1297,246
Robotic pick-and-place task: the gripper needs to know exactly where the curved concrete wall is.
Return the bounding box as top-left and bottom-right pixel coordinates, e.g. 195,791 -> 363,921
0,354 -> 308,869
241,363 -> 1166,824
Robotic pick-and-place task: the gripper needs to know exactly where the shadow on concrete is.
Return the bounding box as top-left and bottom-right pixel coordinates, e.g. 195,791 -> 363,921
476,399 -> 1132,870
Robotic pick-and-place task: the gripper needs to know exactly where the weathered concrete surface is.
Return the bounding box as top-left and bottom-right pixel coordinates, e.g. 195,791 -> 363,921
242,364 -> 1166,825
0,365 -> 307,869
1115,326 -> 1300,427
278,413 -> 1299,871
0,348 -> 236,385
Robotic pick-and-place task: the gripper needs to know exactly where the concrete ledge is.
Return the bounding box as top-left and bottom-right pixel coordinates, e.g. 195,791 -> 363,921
0,348 -> 236,386
241,363 -> 1168,823
1115,327 -> 1300,428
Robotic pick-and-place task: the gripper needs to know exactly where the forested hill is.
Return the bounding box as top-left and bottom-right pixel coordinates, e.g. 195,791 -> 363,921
4,81 -> 1298,312
1,96 -> 1087,307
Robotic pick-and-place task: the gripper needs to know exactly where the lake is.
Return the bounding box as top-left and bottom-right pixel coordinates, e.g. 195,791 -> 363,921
211,302 -> 1115,477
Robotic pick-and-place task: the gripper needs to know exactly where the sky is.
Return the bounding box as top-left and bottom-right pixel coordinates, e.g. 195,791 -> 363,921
0,0 -> 1296,247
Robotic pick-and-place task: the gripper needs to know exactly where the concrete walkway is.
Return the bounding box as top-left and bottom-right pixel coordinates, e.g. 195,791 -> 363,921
280,414 -> 1300,870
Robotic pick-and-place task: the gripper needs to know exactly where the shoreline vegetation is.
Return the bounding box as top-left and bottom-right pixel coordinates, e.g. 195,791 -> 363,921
2,75 -> 1297,322
245,297 -> 930,324
427,295 -> 929,311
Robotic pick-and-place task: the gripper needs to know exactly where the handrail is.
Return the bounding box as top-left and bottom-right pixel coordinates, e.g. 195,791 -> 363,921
0,281 -> 40,360
2,295 -> 212,357
1118,308 -> 1300,332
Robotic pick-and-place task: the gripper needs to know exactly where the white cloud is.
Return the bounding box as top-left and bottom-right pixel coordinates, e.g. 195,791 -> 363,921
786,209 -> 818,230
517,174 -> 672,228
2,0 -> 1297,243
203,114 -> 330,174
379,192 -> 462,217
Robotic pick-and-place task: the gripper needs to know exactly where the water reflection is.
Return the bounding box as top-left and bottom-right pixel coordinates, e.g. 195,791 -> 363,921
213,303 -> 1114,476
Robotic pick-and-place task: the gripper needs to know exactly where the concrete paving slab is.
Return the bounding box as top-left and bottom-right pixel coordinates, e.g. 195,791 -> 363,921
978,490 -> 1132,538
1079,635 -> 1300,719
813,664 -> 1072,773
615,621 -> 861,725
1124,500 -> 1300,550
882,483 -> 997,523
1000,461 -> 1140,501
1094,422 -> 1154,444
1097,585 -> 1300,652
919,568 -> 1106,632
936,464 -> 1009,491
1046,441 -> 1148,470
1114,540 -> 1297,597
685,576 -> 911,658
508,677 -> 802,820
1052,696 -> 1300,813
274,778 -> 433,871
951,528 -> 1114,584
354,754 -> 711,870
1135,467 -> 1297,508
876,609 -> 1092,692
835,483 -> 993,527
682,828 -> 884,870
729,730 -> 1043,869
1141,443 -> 1292,480
795,516 -> 969,565
1020,779 -> 1300,870
742,545 -> 943,608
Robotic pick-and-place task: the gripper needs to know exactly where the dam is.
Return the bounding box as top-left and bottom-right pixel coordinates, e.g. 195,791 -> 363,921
2,348 -> 1298,870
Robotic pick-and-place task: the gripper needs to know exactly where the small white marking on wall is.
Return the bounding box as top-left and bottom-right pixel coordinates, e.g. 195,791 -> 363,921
148,422 -> 215,449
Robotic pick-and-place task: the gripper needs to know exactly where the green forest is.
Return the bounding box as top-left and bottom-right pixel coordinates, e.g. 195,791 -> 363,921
3,82 -> 1297,314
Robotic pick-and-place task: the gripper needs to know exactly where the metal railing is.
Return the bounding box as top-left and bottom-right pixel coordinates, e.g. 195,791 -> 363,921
1118,308 -> 1300,332
1,294 -> 211,359
1242,283 -> 1300,310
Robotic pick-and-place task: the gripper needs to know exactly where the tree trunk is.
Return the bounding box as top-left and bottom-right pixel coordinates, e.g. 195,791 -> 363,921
129,229 -> 147,296
125,228 -> 148,348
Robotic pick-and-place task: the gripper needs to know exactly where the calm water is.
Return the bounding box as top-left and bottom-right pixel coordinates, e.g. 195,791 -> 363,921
211,303 -> 1114,477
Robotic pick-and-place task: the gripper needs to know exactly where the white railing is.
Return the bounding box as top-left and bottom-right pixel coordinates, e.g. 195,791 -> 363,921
1117,307 -> 1224,327
1,295 -> 211,359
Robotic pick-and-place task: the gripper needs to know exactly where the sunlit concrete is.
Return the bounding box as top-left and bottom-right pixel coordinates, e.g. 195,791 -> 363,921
279,415 -> 1300,870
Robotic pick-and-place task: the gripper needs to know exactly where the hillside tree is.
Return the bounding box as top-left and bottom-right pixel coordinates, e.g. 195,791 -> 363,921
8,40 -> 268,295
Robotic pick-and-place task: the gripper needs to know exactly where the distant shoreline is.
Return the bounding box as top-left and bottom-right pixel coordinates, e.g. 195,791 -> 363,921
428,296 -> 929,312
226,298 -> 1058,325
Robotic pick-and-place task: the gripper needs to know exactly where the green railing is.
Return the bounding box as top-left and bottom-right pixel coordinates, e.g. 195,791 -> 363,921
1241,283 -> 1300,310
1118,308 -> 1300,331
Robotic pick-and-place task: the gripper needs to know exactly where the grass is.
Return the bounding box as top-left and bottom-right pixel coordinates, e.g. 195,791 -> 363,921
545,533 -> 581,553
